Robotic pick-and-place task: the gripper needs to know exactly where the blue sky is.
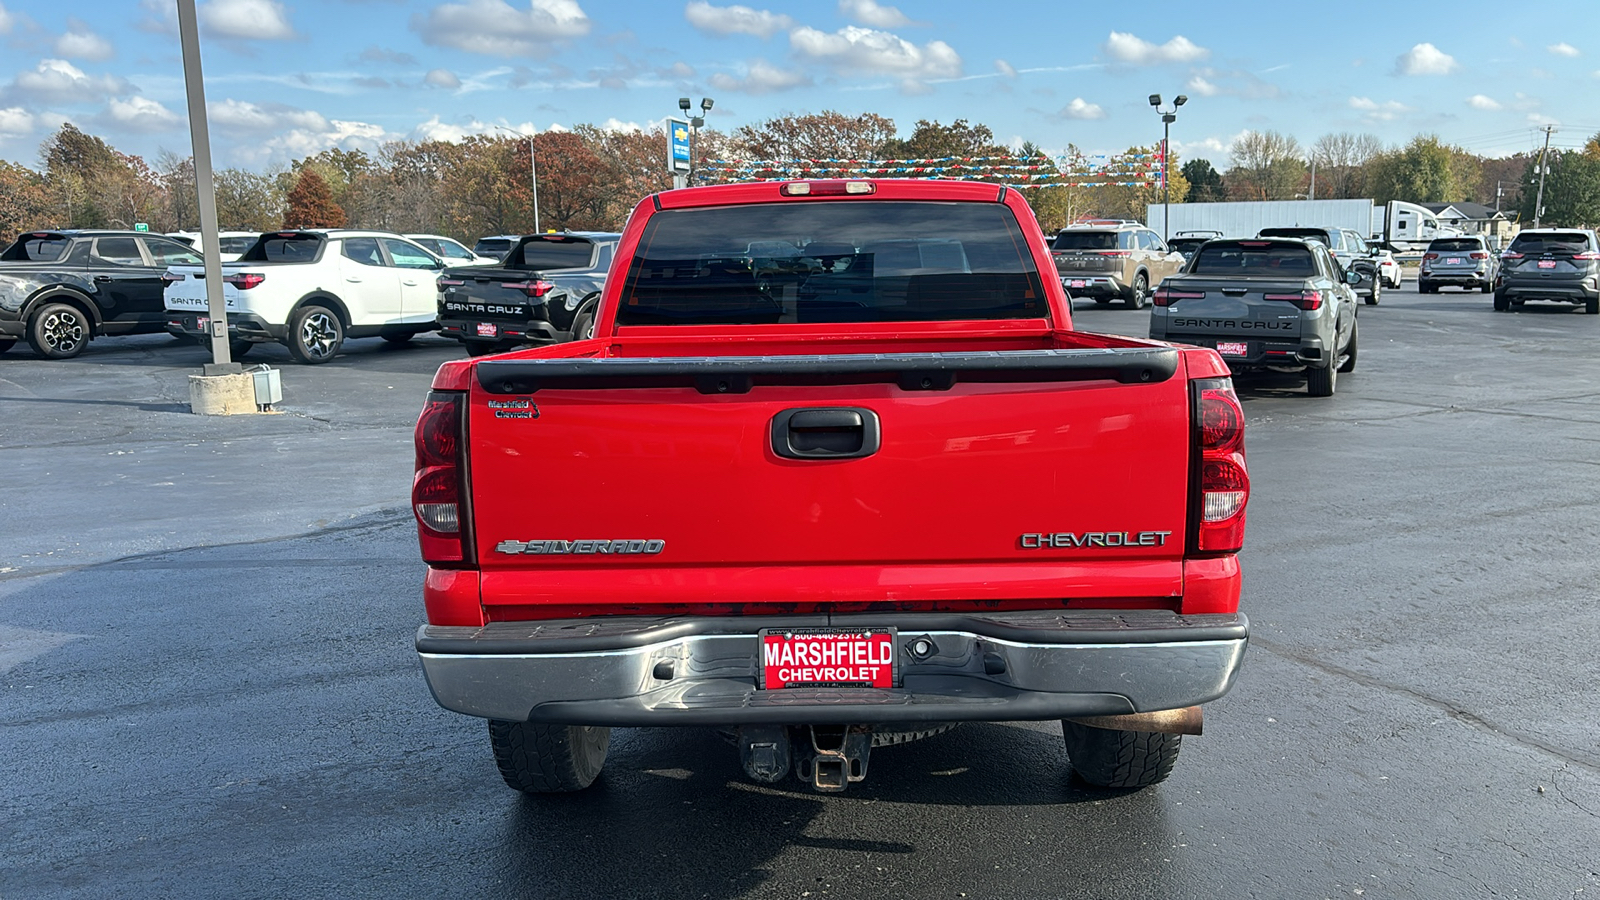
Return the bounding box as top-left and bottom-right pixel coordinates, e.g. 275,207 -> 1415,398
1,0 -> 1597,171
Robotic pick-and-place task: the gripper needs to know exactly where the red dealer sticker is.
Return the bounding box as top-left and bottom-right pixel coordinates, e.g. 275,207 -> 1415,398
761,629 -> 895,689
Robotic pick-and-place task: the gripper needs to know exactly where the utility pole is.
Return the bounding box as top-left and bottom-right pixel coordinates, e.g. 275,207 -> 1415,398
1308,159 -> 1316,201
1533,125 -> 1555,227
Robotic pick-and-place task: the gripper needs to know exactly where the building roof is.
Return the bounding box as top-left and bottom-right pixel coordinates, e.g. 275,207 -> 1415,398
1419,202 -> 1505,220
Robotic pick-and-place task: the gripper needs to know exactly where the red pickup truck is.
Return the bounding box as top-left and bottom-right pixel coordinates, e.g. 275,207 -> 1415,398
412,179 -> 1250,794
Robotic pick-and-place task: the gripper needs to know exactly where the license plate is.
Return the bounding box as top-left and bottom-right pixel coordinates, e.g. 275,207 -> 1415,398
475,322 -> 498,337
761,628 -> 895,689
1070,280 -> 1086,288
1445,258 -> 1464,265
196,316 -> 209,331
1538,260 -> 1557,269
1216,341 -> 1248,357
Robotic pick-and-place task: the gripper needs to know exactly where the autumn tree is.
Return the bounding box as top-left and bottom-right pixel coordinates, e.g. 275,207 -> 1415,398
1225,131 -> 1306,201
878,118 -> 1007,160
1366,135 -> 1479,204
284,168 -> 346,228
729,111 -> 897,162
0,161 -> 51,237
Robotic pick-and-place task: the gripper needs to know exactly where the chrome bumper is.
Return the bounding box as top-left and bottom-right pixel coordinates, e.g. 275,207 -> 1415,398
416,611 -> 1249,726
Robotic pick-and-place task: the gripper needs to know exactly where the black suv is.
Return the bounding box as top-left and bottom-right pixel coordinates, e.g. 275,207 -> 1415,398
1494,229 -> 1600,314
0,230 -> 205,359
1257,226 -> 1381,304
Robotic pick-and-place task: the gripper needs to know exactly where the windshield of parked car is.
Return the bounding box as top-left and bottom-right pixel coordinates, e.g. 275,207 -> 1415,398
519,238 -> 595,269
1509,233 -> 1592,255
239,233 -> 324,263
1,235 -> 71,262
1430,239 -> 1483,252
1192,241 -> 1319,276
218,236 -> 257,255
1051,231 -> 1117,251
617,201 -> 1047,326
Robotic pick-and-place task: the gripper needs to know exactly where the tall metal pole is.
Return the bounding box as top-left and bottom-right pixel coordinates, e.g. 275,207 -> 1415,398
1162,121 -> 1170,241
529,136 -> 541,234
176,0 -> 231,368
1533,125 -> 1555,227
1308,159 -> 1316,201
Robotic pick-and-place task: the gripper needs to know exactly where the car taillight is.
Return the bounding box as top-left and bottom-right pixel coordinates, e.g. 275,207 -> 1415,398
504,279 -> 554,298
437,277 -> 465,291
1470,252 -> 1488,259
1153,287 -> 1204,307
1572,251 -> 1600,260
413,391 -> 472,566
1190,377 -> 1248,556
1423,253 -> 1439,261
223,273 -> 265,290
160,272 -> 184,285
1263,291 -> 1323,310
1096,250 -> 1131,257
1501,251 -> 1523,260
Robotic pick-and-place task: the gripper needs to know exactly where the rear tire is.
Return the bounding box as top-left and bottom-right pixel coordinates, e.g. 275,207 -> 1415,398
27,302 -> 91,359
1338,319 -> 1358,373
1493,291 -> 1510,312
228,339 -> 253,360
1126,273 -> 1149,309
488,720 -> 609,793
1587,297 -> 1599,315
1307,357 -> 1337,397
286,304 -> 343,364
1418,280 -> 1433,295
1062,721 -> 1181,789
1366,278 -> 1380,305
570,308 -> 596,342
1480,282 -> 1493,294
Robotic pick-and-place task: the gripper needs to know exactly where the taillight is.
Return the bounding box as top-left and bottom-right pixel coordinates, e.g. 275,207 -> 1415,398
223,273 -> 265,290
1423,253 -> 1439,261
1572,251 -> 1600,260
1501,251 -> 1523,260
1096,250 -> 1131,257
413,391 -> 472,566
1153,287 -> 1204,307
437,276 -> 464,291
504,280 -> 555,298
1189,377 -> 1249,556
1263,290 -> 1323,310
160,272 -> 184,286
1469,252 -> 1488,259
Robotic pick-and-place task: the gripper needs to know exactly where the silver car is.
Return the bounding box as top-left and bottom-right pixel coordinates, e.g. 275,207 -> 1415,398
1419,236 -> 1496,294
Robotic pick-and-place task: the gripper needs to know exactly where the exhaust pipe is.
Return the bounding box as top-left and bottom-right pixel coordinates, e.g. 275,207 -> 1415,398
1065,705 -> 1203,736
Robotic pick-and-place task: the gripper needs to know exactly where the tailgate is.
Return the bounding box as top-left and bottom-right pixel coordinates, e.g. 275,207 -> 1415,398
1161,279 -> 1307,340
466,351 -> 1193,612
163,265 -> 246,311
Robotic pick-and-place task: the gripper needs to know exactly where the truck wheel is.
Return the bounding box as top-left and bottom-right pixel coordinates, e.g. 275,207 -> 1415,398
1338,319 -> 1358,373
287,304 -> 343,364
488,720 -> 609,793
1062,721 -> 1181,789
27,302 -> 90,359
1493,291 -> 1509,312
1126,274 -> 1149,309
1307,358 -> 1336,397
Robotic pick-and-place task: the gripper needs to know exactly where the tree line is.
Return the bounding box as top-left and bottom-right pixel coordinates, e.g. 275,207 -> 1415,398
1,116 -> 1593,245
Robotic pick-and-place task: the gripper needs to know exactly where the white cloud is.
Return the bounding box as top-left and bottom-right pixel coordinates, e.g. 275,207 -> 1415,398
424,68 -> 462,89
255,118 -> 392,162
598,117 -> 641,133
789,25 -> 961,82
409,116 -> 545,142
6,59 -> 128,104
414,0 -> 592,58
1549,42 -> 1580,57
200,0 -> 296,40
684,1 -> 792,38
0,106 -> 35,137
1467,94 -> 1501,110
1060,98 -> 1105,120
708,59 -> 811,93
1349,96 -> 1414,121
105,96 -> 181,132
1528,113 -> 1558,125
1186,74 -> 1218,96
208,98 -> 330,133
1103,32 -> 1209,65
995,59 -> 1016,78
839,0 -> 911,28
1395,43 -> 1456,76
54,19 -> 114,61
0,4 -> 13,35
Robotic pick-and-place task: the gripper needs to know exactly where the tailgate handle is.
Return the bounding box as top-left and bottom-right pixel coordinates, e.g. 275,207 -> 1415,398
772,407 -> 880,460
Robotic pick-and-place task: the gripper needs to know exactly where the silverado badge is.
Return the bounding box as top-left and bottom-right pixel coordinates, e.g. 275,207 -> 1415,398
496,539 -> 665,555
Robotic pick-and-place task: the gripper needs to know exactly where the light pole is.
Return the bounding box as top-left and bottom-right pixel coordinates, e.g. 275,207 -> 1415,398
1148,93 -> 1187,241
492,124 -> 540,233
678,96 -> 714,186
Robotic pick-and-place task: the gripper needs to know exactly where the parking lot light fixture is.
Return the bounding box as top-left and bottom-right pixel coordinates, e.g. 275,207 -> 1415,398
680,96 -> 715,186
1151,94 -> 1188,241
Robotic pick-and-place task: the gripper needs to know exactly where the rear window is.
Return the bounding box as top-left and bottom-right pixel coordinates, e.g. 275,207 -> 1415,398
474,238 -> 513,258
617,201 -> 1047,326
1509,232 -> 1593,255
1192,242 -> 1319,276
1052,231 -> 1117,251
1429,238 -> 1483,252
218,236 -> 256,254
519,237 -> 595,269
1169,238 -> 1209,252
2,235 -> 71,262
240,233 -> 324,263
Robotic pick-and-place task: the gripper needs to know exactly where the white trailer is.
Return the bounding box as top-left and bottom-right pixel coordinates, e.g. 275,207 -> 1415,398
1147,199 -> 1460,252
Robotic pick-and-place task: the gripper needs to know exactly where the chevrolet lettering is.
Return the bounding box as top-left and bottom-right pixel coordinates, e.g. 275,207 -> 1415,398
495,539 -> 666,555
1020,531 -> 1173,549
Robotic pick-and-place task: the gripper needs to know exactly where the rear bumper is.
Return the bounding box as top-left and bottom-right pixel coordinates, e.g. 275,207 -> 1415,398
1057,274 -> 1127,298
1498,279 -> 1599,302
438,317 -> 562,345
1158,333 -> 1328,369
416,610 -> 1249,726
1421,268 -> 1491,284
165,312 -> 284,342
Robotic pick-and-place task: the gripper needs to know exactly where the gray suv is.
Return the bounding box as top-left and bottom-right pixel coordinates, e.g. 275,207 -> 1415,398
1419,236 -> 1495,294
1494,229 -> 1600,314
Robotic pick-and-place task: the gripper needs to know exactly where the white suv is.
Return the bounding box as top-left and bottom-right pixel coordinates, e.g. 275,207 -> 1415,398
162,230 -> 444,363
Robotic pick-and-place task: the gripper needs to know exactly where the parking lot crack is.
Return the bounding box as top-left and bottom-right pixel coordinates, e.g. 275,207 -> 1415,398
1251,636 -> 1600,775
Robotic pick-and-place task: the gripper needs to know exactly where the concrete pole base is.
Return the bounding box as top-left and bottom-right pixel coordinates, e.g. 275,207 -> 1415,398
189,372 -> 257,415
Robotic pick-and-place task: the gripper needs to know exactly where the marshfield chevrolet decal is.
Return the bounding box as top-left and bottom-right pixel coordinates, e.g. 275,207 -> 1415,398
496,539 -> 665,555
1020,531 -> 1172,549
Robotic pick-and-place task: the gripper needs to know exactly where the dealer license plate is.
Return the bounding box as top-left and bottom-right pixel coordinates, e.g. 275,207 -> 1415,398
1444,257 -> 1464,265
1538,260 -> 1557,269
1216,341 -> 1248,357
196,316 -> 209,331
1069,280 -> 1086,288
761,628 -> 895,689
476,322 -> 498,337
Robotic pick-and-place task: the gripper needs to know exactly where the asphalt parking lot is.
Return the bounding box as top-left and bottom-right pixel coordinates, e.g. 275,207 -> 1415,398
4,282 -> 1600,899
